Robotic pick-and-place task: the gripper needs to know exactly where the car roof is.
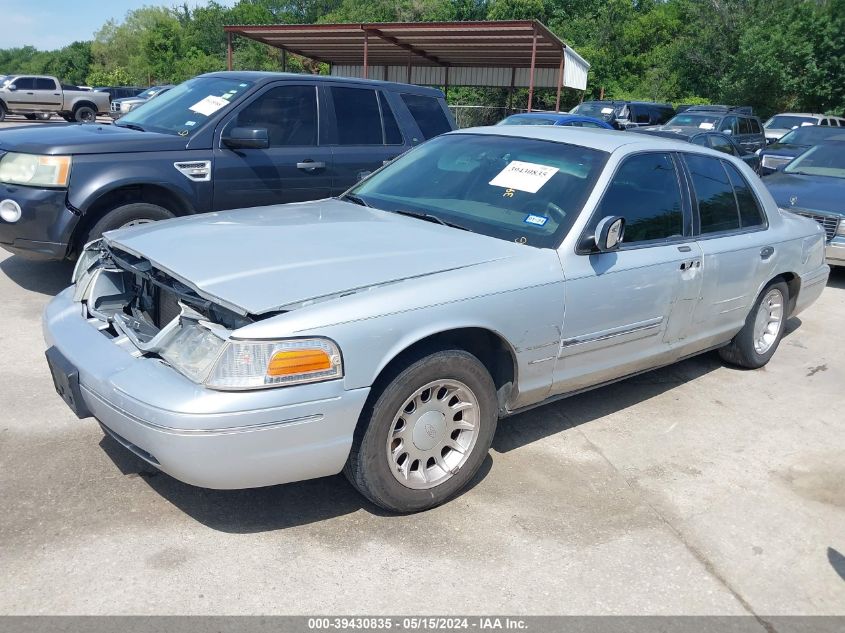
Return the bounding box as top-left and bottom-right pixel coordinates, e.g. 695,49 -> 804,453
201,71 -> 444,96
770,112 -> 825,117
452,125 -> 707,154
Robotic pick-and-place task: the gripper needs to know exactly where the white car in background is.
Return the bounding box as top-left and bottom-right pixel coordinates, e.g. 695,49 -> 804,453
763,112 -> 845,144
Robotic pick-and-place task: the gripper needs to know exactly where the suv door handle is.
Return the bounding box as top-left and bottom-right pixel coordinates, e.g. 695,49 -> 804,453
760,246 -> 774,260
296,160 -> 325,171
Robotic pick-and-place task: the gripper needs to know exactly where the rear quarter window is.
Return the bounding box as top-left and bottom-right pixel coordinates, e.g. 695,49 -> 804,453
401,93 -> 452,140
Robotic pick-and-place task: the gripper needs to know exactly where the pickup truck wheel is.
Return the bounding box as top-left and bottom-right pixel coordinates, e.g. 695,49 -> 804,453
0,106 -> 6,122
344,349 -> 498,513
85,203 -> 175,243
719,280 -> 788,369
73,105 -> 96,123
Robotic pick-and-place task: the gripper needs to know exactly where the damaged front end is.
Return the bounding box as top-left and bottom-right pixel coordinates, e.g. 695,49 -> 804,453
71,240 -> 343,391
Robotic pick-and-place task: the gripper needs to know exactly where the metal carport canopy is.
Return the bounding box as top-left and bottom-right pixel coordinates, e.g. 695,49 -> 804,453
223,20 -> 590,111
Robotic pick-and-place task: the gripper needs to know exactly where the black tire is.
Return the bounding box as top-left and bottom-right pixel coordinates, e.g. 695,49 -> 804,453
24,114 -> 37,120
0,105 -> 6,122
344,349 -> 498,513
719,279 -> 789,369
73,105 -> 96,123
85,203 -> 175,243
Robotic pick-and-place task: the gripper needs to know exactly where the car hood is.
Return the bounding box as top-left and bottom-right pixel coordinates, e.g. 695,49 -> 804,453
104,199 -> 529,315
0,123 -> 188,155
113,97 -> 146,106
764,172 -> 845,214
765,128 -> 789,139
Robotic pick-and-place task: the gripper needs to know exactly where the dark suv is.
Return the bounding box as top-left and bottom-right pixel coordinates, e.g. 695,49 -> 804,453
0,71 -> 455,260
659,105 -> 766,153
570,100 -> 675,129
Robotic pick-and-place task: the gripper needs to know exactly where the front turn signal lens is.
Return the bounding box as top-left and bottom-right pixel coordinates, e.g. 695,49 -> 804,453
268,349 -> 333,376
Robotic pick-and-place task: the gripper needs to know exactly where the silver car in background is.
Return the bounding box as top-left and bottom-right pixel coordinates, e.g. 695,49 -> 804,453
109,85 -> 174,119
44,127 -> 829,512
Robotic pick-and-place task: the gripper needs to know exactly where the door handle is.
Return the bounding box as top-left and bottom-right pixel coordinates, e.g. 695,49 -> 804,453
677,245 -> 692,252
296,160 -> 325,171
760,246 -> 774,260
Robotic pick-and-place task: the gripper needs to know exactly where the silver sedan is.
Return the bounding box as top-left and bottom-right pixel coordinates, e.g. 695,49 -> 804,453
44,126 -> 830,512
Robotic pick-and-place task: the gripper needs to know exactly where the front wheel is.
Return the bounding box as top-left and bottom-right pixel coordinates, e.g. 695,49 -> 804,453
344,349 -> 498,513
84,202 -> 175,244
719,280 -> 788,369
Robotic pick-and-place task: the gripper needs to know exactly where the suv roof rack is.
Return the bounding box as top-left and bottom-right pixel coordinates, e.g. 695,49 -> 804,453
684,104 -> 754,115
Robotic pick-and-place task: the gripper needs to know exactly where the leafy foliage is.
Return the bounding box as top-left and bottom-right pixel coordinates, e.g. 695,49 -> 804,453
0,0 -> 842,116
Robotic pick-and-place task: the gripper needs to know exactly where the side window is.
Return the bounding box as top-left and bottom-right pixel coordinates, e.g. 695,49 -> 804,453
750,118 -> 762,134
232,85 -> 317,147
723,161 -> 766,228
708,134 -> 737,156
401,93 -> 452,140
634,108 -> 651,124
12,77 -> 36,90
685,154 -> 740,234
378,92 -> 403,145
35,78 -> 57,90
330,86 -> 382,145
739,117 -> 752,134
657,108 -> 675,124
820,118 -> 830,126
691,135 -> 709,147
593,152 -> 684,244
720,116 -> 738,135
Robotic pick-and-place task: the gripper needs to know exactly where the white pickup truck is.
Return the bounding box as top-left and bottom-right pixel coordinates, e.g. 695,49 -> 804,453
0,75 -> 110,123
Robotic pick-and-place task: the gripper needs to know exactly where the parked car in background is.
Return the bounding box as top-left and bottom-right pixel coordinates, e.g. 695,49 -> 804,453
758,126 -> 844,175
762,112 -> 845,145
657,105 -> 766,153
497,112 -> 614,129
0,75 -> 110,122
44,126 -> 828,512
633,128 -> 760,172
0,71 -> 455,260
570,100 -> 675,129
764,137 -> 845,266
92,86 -> 145,101
110,85 -> 174,119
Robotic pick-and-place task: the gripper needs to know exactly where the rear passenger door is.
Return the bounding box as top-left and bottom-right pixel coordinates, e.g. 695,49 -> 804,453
35,77 -> 61,109
325,86 -> 409,195
212,82 -> 333,210
553,152 -> 702,396
684,154 -> 772,346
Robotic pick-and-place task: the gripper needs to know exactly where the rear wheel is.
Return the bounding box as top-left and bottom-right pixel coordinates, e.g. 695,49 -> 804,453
719,280 -> 788,369
345,349 -> 498,513
84,202 -> 175,244
73,105 -> 96,123
0,106 -> 6,122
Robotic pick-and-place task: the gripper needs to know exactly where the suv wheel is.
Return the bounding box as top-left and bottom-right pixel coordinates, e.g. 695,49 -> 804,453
73,105 -> 96,123
345,349 -> 498,513
85,203 -> 175,244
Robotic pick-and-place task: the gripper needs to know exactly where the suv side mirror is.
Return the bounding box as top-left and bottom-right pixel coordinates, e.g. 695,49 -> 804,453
222,127 -> 269,150
594,215 -> 625,251
7,84 -> 17,91
721,128 -> 732,135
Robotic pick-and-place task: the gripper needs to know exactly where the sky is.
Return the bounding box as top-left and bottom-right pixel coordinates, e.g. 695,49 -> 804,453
0,0 -> 235,50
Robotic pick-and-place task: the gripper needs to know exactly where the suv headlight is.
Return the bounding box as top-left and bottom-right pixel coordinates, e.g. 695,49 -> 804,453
0,152 -> 71,187
158,324 -> 343,390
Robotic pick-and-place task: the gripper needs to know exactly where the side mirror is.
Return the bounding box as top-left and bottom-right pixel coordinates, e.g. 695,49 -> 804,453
222,127 -> 269,150
595,215 -> 626,252
722,129 -> 732,135
7,84 -> 17,92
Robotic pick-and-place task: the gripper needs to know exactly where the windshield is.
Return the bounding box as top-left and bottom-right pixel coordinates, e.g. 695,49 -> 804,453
571,102 -> 622,121
665,113 -> 721,128
498,115 -> 556,126
775,126 -> 842,146
348,133 -> 608,248
117,77 -> 252,136
137,88 -> 160,99
784,143 -> 845,179
764,115 -> 817,130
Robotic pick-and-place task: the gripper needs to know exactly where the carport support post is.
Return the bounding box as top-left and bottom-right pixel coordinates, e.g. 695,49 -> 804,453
527,28 -> 537,112
281,48 -> 287,72
555,52 -> 564,112
226,31 -> 233,71
363,29 -> 369,79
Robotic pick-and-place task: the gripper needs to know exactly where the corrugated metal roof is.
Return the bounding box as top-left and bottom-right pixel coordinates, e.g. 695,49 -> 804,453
224,20 -> 590,90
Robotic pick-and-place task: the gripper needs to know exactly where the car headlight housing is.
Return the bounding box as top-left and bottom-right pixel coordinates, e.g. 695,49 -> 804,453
157,321 -> 343,390
0,152 -> 71,187
837,219 -> 845,237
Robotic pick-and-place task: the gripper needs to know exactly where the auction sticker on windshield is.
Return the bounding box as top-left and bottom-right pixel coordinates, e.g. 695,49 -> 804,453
489,161 -> 559,194
189,95 -> 229,117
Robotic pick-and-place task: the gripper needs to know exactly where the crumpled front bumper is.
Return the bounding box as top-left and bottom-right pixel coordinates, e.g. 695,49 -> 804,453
43,288 -> 370,489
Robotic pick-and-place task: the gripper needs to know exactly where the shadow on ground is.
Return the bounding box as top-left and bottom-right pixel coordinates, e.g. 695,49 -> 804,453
0,255 -> 73,296
828,547 -> 845,583
827,267 -> 845,291
99,432 -> 493,533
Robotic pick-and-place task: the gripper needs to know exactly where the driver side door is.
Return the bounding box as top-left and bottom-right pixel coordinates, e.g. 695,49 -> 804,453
552,152 -> 702,396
